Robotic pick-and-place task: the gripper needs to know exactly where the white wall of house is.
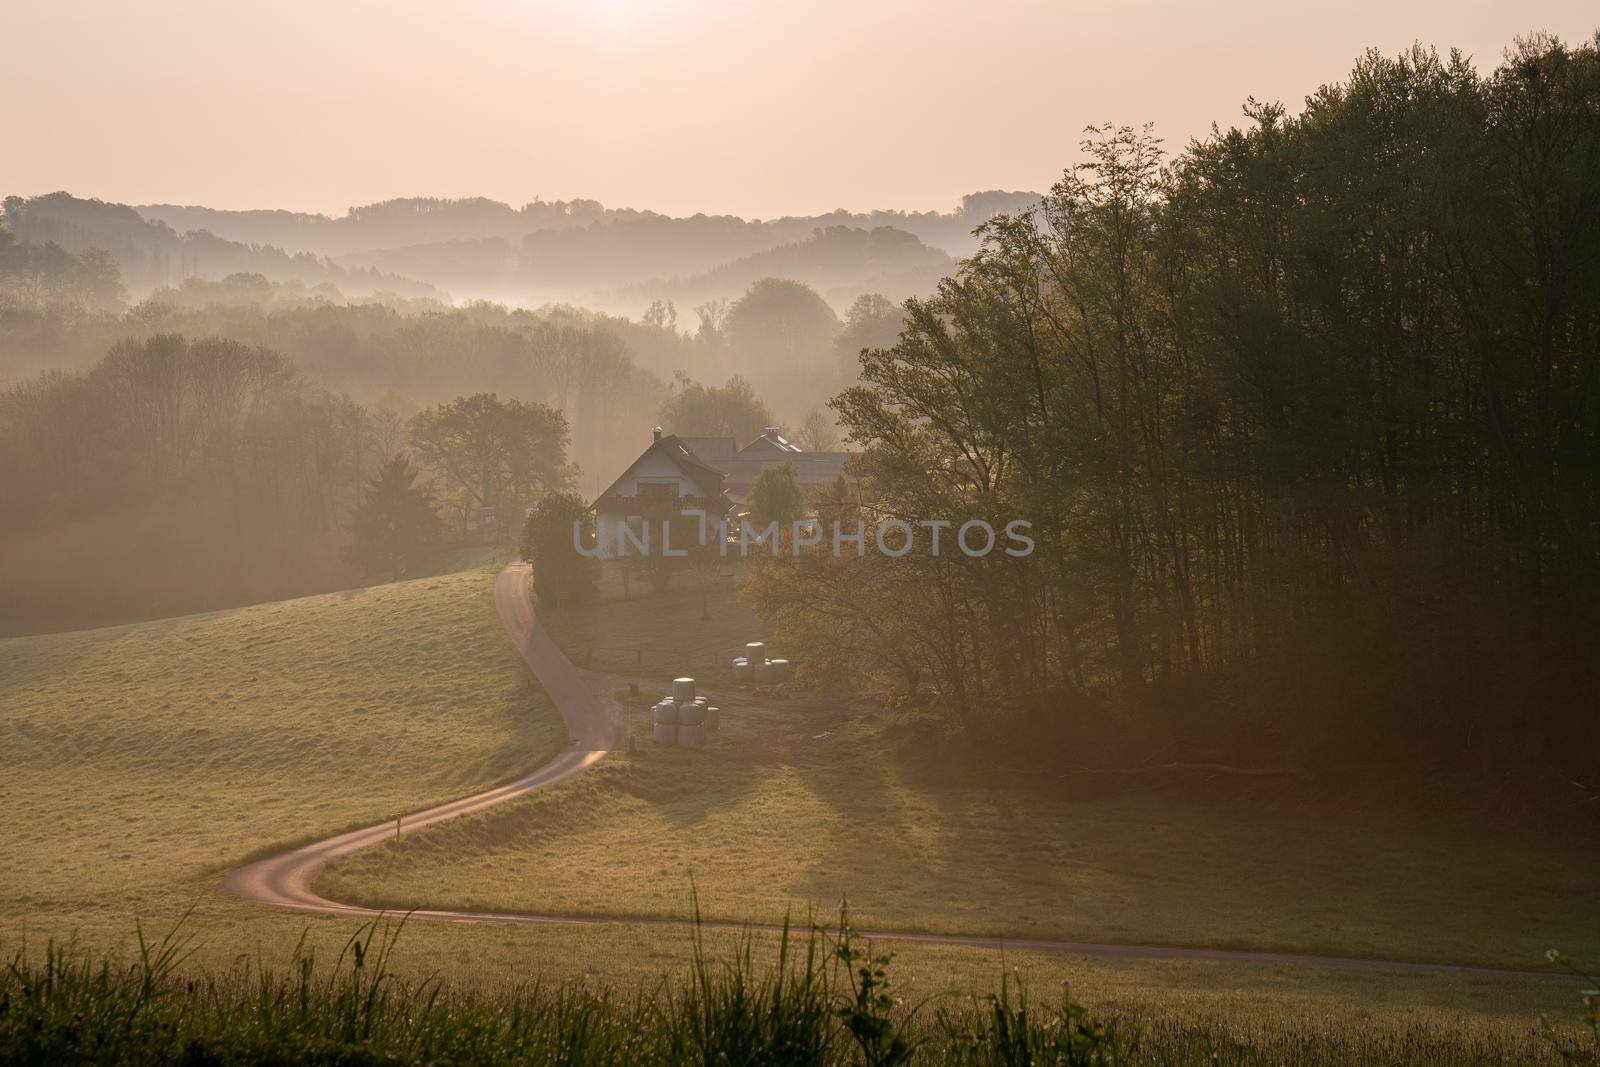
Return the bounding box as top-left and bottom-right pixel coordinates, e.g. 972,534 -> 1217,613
593,451 -> 705,559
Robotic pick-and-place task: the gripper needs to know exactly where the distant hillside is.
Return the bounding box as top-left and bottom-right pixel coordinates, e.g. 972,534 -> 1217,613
3,193 -> 440,298
135,196 -> 636,258
132,191 -> 1041,304
612,225 -> 953,313
137,191 -> 1041,262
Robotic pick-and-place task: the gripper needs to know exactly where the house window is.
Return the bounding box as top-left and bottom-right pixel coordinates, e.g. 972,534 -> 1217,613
637,479 -> 679,500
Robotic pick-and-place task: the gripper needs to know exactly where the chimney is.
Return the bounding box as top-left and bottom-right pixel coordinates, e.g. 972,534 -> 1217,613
653,426 -> 663,442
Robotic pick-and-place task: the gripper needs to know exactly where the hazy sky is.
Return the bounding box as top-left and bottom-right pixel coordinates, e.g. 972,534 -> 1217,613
5,1 -> 1595,219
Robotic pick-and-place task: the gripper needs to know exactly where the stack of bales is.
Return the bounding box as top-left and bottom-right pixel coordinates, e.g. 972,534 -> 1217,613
651,677 -> 720,747
732,642 -> 790,685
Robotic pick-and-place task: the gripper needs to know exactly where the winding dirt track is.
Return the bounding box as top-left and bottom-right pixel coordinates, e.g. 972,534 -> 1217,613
222,564 -> 1544,978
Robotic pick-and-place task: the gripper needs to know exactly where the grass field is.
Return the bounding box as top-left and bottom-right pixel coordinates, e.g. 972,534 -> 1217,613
3,560 -> 1593,1061
320,697 -> 1600,972
324,578 -> 1600,973
0,563 -> 564,924
7,918 -> 1597,1065
536,560 -> 770,684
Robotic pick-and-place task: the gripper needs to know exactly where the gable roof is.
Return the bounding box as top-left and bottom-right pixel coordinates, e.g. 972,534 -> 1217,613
594,431 -> 855,514
737,429 -> 802,457
677,436 -> 737,461
594,434 -> 728,505
718,453 -> 852,496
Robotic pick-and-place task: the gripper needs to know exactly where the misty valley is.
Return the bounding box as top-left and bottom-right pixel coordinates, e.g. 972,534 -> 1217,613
2,12 -> 1599,1067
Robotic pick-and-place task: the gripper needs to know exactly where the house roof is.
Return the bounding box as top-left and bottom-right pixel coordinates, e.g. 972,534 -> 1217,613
677,436 -> 737,460
737,430 -> 802,457
718,453 -> 852,495
594,430 -> 854,513
594,434 -> 729,505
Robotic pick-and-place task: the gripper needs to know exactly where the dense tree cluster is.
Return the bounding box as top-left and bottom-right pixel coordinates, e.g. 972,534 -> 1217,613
656,373 -> 776,447
0,336 -> 574,628
519,490 -> 600,607
0,335 -> 389,623
410,392 -> 573,536
0,229 -> 125,312
0,289 -> 667,493
2,193 -> 436,297
751,37 -> 1600,778
343,455 -> 443,581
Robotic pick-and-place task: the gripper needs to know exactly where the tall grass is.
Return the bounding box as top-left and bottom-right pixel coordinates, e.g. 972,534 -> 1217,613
2,915 -> 1591,1065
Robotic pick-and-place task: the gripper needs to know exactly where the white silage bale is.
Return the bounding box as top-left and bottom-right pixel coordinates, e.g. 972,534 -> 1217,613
672,677 -> 696,703
655,702 -> 679,725
770,658 -> 791,680
677,723 -> 704,748
745,642 -> 765,660
732,661 -> 752,683
653,722 -> 677,745
679,704 -> 705,726
704,706 -> 720,730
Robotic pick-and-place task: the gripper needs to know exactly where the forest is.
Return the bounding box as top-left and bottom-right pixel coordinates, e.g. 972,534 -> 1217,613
5,34 -> 1597,787
11,189 -> 1038,314
748,36 -> 1600,785
0,223 -> 903,627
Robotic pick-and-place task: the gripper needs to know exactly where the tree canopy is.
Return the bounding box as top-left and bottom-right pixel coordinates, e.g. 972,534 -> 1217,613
657,373 -> 775,447
724,278 -> 839,417
409,393 -> 573,535
520,490 -> 600,606
342,454 -> 443,581
751,35 -> 1600,780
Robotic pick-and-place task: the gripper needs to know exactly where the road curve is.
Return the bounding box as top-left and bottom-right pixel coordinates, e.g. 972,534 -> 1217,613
222,563 -> 610,918
223,563 -> 1548,978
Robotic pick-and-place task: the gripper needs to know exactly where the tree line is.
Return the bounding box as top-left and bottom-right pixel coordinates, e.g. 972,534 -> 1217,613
0,335 -> 574,630
749,35 -> 1600,780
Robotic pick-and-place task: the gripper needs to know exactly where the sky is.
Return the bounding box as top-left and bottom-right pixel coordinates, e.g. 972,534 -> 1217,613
4,1 -> 1596,220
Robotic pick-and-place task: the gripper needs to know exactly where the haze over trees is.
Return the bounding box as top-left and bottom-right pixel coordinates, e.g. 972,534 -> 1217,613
0,335 -> 385,625
342,454 -> 444,581
520,489 -> 600,607
129,192 -> 1041,310
751,35 -> 1600,783
409,393 -> 573,537
613,225 -> 951,313
656,374 -> 776,447
724,278 -> 840,416
4,193 -> 437,298
0,228 -> 125,311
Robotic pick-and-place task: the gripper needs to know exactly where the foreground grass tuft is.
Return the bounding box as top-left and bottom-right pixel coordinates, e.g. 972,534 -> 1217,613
4,917 -> 1594,1065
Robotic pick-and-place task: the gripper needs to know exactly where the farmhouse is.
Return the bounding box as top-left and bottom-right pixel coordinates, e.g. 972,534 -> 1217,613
591,427 -> 851,559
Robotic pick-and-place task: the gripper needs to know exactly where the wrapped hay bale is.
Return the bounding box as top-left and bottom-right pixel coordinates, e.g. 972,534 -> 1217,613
653,721 -> 677,745
754,659 -> 773,682
769,658 -> 791,680
654,702 -> 679,725
678,703 -> 705,726
732,659 -> 752,683
677,723 -> 704,748
744,642 -> 766,661
704,706 -> 720,730
672,676 -> 696,703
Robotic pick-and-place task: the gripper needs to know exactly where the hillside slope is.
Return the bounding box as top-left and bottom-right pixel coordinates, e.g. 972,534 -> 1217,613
0,565 -> 563,923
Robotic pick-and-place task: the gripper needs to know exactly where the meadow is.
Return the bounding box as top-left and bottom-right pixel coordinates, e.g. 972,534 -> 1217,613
536,561 -> 770,685
7,917 -> 1598,1066
324,569 -> 1598,968
2,561 -> 1593,1063
0,563 -> 563,927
